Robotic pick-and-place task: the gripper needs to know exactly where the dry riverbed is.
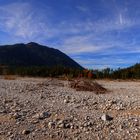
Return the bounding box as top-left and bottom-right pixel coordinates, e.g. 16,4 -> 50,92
0,77 -> 140,140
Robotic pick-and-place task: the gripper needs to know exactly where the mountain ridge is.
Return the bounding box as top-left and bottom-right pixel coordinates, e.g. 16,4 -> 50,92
0,42 -> 83,69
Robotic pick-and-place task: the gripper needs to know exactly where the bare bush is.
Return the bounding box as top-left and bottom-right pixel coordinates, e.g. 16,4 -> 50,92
70,79 -> 107,94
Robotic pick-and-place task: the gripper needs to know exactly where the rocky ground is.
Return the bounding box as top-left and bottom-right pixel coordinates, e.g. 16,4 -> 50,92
0,77 -> 139,140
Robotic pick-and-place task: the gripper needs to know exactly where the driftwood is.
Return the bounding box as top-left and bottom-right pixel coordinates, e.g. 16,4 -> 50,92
70,79 -> 107,94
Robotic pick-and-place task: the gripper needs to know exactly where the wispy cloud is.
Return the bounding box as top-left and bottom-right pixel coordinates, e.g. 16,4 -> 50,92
73,53 -> 140,69
76,5 -> 89,12
0,0 -> 139,68
0,2 -> 50,41
0,1 -> 138,43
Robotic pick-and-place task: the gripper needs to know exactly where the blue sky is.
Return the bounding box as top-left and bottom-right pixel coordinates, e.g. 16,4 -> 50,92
0,0 -> 140,69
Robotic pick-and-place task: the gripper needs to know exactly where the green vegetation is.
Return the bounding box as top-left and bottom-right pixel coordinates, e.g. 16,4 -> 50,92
0,66 -> 82,78
92,63 -> 140,79
0,43 -> 139,79
0,63 -> 140,79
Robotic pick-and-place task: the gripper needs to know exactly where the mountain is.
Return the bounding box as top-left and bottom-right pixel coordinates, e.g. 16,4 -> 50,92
0,42 -> 83,69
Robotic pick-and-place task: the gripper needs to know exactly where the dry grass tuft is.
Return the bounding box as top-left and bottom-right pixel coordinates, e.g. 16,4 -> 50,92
4,75 -> 16,80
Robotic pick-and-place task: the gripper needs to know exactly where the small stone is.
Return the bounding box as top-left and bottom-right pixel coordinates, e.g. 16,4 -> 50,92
101,114 -> 113,121
64,99 -> 69,103
57,120 -> 65,128
70,124 -> 74,129
40,94 -> 45,99
0,131 -> 4,135
57,119 -> 72,129
48,121 -> 55,129
31,120 -> 39,124
119,125 -> 123,130
22,129 -> 30,135
9,134 -> 14,139
85,116 -> 90,121
0,109 -> 6,113
33,111 -> 51,120
49,134 -> 55,138
64,123 -> 71,128
12,112 -> 21,119
7,131 -> 12,136
92,101 -> 98,105
83,122 -> 93,127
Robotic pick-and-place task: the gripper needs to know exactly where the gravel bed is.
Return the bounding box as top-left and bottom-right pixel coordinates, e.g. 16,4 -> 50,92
0,78 -> 139,140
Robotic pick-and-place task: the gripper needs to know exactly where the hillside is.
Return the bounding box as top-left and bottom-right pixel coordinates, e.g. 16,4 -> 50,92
112,63 -> 140,79
0,42 -> 83,69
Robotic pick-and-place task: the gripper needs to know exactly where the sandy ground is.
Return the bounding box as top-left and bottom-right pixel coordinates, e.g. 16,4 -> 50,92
0,77 -> 139,140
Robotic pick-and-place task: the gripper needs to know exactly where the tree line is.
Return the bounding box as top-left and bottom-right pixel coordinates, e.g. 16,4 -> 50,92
0,63 -> 140,79
0,66 -> 82,78
91,63 -> 140,79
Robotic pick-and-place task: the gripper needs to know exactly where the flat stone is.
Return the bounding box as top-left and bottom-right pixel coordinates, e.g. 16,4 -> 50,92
101,114 -> 113,121
33,111 -> 51,120
22,129 -> 30,135
48,121 -> 55,129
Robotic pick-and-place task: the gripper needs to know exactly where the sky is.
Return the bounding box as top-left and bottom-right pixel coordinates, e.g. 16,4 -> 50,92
0,0 -> 140,69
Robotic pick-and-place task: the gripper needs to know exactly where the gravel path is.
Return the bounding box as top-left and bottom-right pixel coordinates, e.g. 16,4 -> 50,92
0,77 -> 139,140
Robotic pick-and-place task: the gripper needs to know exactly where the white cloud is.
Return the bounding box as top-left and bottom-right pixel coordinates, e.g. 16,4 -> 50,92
0,2 -> 49,41
59,35 -> 105,54
76,5 -> 89,12
48,14 -> 140,55
119,13 -> 123,25
73,55 -> 139,69
0,2 -> 138,44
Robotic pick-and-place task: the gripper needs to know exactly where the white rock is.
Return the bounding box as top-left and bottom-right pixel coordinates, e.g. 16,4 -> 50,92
64,99 -> 69,103
22,129 -> 30,135
101,114 -> 113,121
48,121 -> 55,129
